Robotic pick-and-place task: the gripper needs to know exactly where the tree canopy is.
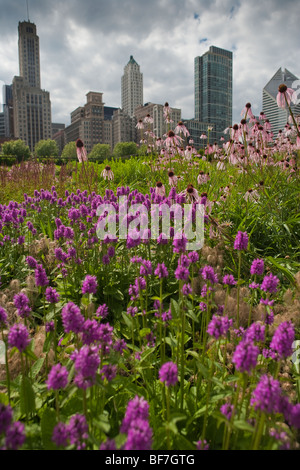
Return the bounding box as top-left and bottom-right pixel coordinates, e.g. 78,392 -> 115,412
2,139 -> 31,162
34,139 -> 59,158
61,142 -> 77,160
113,142 -> 138,159
89,144 -> 111,162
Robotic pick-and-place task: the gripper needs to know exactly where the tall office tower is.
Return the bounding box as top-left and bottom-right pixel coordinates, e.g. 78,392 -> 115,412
263,68 -> 300,138
3,84 -> 14,138
12,21 -> 52,151
194,46 -> 232,142
121,56 -> 143,118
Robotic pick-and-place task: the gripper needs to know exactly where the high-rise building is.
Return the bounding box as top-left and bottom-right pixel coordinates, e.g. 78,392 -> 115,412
121,56 -> 143,118
134,102 -> 181,141
194,46 -> 232,142
0,112 -> 5,138
2,85 -> 14,138
12,21 -> 52,151
65,92 -> 117,152
262,67 -> 300,138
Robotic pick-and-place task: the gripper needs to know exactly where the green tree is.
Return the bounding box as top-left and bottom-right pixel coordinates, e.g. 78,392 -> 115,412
113,142 -> 138,159
88,143 -> 111,162
2,139 -> 31,162
61,141 -> 77,160
34,139 -> 59,158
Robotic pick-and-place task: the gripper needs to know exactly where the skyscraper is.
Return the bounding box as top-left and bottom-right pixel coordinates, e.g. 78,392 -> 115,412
2,84 -> 14,138
121,56 -> 143,118
262,67 -> 300,138
12,21 -> 52,151
194,46 -> 232,142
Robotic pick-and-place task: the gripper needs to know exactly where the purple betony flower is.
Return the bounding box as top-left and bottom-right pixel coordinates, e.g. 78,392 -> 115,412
159,361 -> 178,387
222,274 -> 237,286
82,275 -> 98,295
269,321 -> 295,360
96,304 -> 109,318
35,264 -> 49,287
200,265 -> 218,284
100,364 -> 117,382
250,259 -> 264,276
123,418 -> 152,450
121,396 -> 150,434
261,273 -> 279,294
67,414 -> 89,450
45,286 -> 60,304
154,263 -> 169,278
234,231 -> 249,251
13,292 -> 31,318
220,403 -> 234,420
5,421 -> 26,450
250,375 -> 281,414
232,339 -> 259,374
0,403 -> 13,434
8,323 -> 30,352
46,363 -> 69,390
61,302 -> 85,334
196,439 -> 209,450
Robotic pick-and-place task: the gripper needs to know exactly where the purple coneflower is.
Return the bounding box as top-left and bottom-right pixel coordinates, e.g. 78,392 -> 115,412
276,84 -> 297,108
101,165 -> 114,181
76,139 -> 88,163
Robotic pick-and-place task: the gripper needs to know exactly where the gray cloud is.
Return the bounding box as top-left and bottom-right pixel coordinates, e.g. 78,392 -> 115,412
0,0 -> 299,127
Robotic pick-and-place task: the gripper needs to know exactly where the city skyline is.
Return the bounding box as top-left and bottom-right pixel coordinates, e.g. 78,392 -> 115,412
0,0 -> 299,129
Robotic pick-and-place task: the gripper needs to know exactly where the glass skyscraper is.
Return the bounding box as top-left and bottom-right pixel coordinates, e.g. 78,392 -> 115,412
263,68 -> 300,138
194,46 -> 232,142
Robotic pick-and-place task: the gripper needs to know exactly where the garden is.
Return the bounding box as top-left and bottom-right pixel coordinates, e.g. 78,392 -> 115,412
0,94 -> 299,451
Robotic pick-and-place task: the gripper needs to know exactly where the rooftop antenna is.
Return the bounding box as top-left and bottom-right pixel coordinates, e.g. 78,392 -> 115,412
26,0 -> 30,21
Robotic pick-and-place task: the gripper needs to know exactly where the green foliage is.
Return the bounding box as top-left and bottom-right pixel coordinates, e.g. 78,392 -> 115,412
113,141 -> 138,158
88,143 -> 111,162
61,141 -> 77,160
34,139 -> 59,158
2,139 -> 31,162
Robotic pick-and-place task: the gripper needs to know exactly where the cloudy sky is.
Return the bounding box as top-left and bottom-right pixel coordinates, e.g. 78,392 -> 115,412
0,0 -> 299,127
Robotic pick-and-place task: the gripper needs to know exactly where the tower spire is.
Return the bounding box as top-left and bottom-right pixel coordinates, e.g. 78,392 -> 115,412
26,0 -> 30,21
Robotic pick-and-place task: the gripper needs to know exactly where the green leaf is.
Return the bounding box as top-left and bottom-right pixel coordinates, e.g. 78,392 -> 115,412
171,298 -> 180,319
41,408 -> 58,450
20,376 -> 36,416
0,392 -> 9,405
266,256 -> 296,285
43,332 -> 53,353
30,357 -> 45,378
233,419 -> 255,433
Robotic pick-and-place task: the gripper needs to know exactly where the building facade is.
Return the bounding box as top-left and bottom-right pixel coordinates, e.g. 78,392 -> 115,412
121,56 -> 143,118
112,108 -> 137,148
12,21 -> 52,151
134,102 -> 181,141
65,92 -> 117,153
194,46 -> 232,142
2,84 -> 14,138
262,68 -> 300,138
